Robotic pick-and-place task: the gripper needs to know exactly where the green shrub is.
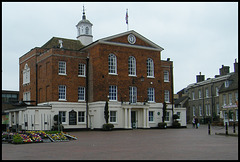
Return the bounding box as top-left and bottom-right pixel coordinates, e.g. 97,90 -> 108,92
158,122 -> 167,129
102,123 -> 114,131
13,134 -> 23,144
173,114 -> 179,120
172,121 -> 181,128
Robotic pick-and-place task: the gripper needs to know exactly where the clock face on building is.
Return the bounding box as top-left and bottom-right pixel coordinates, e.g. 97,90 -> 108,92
128,34 -> 136,44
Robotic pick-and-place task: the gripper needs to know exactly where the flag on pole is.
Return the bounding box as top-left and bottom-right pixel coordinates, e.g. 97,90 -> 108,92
125,9 -> 128,24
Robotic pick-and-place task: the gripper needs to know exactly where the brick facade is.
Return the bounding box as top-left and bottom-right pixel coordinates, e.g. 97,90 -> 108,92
19,31 -> 173,107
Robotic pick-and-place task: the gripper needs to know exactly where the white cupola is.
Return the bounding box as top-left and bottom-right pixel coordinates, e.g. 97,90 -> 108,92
76,5 -> 93,46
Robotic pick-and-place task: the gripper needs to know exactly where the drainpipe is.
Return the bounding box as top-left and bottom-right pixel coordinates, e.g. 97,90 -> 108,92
86,55 -> 89,129
35,54 -> 38,106
170,63 -> 174,124
211,83 -> 214,123
202,86 -> 205,123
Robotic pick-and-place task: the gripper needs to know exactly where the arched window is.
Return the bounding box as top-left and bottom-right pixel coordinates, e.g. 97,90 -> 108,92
147,58 -> 154,77
85,27 -> 89,35
23,63 -> 30,85
128,56 -> 136,76
108,54 -> 117,74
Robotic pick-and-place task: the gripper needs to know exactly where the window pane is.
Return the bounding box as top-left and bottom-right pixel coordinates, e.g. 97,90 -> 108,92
78,87 -> 85,101
59,85 -> 66,100
148,88 -> 155,102
129,87 -> 137,103
78,64 -> 85,76
110,111 -> 117,122
149,111 -> 154,122
109,85 -> 117,101
164,71 -> 169,82
147,58 -> 154,77
108,54 -> 117,74
128,56 -> 136,76
59,61 -> 66,74
78,111 -> 85,122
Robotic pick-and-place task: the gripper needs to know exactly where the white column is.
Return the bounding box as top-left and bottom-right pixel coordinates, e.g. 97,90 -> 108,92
128,108 -> 131,128
19,111 -> 23,128
9,112 -> 12,127
124,108 -> 128,128
146,109 -> 149,128
14,112 -> 17,125
143,108 -> 146,128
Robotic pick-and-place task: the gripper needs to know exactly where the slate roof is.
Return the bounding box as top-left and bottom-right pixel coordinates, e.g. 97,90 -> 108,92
174,95 -> 189,105
41,37 -> 84,50
219,72 -> 238,93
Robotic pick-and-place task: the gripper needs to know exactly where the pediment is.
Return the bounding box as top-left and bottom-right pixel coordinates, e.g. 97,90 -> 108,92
99,30 -> 164,51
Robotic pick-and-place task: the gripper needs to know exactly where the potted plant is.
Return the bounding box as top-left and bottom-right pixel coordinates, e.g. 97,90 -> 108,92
102,100 -> 114,131
172,114 -> 181,128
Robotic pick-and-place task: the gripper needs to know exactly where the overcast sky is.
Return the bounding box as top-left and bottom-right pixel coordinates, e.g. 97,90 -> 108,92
2,2 -> 238,93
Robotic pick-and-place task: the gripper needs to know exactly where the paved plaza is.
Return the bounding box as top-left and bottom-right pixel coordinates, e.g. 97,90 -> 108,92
2,124 -> 238,160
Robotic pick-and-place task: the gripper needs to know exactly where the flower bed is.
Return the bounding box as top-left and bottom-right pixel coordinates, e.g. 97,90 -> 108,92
2,131 -> 76,144
47,132 -> 69,142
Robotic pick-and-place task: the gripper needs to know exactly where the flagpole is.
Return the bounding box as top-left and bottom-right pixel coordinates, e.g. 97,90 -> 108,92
126,8 -> 129,31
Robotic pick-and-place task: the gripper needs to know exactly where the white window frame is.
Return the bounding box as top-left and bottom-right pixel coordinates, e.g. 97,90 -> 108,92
225,80 -> 229,88
206,88 -> 209,98
108,54 -> 117,75
165,112 -> 170,121
229,93 -> 232,105
199,105 -> 202,116
23,64 -> 30,85
148,88 -> 155,102
208,104 -> 211,116
59,111 -> 66,124
128,56 -> 136,76
223,94 -> 227,106
23,91 -> 31,105
216,87 -> 219,96
193,106 -> 196,116
58,61 -> 66,75
129,86 -> 137,103
205,104 -> 208,116
78,87 -> 85,101
147,58 -> 154,77
164,70 -> 169,82
198,90 -> 202,99
109,85 -> 117,101
164,90 -> 170,103
149,111 -> 154,122
78,63 -> 86,77
59,85 -> 66,101
235,92 -> 238,102
78,111 -> 85,123
192,91 -> 195,100
110,111 -> 117,123
216,103 -> 220,115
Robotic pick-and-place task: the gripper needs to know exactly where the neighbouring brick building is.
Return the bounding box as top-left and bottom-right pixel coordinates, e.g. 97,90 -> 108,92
5,7 -> 186,131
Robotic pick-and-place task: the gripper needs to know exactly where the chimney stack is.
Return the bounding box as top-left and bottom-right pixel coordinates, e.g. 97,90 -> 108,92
219,65 -> 230,76
196,72 -> 205,83
234,59 -> 238,73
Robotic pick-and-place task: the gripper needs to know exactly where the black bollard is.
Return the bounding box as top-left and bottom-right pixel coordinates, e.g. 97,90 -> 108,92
208,121 -> 211,135
225,122 -> 228,135
233,122 -> 236,133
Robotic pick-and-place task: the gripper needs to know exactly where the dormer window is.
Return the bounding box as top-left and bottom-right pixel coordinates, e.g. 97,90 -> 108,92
225,80 -> 229,88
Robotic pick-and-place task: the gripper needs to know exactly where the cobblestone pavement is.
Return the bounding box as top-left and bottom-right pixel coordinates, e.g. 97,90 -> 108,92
2,124 -> 238,160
